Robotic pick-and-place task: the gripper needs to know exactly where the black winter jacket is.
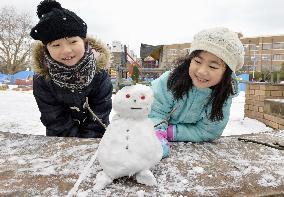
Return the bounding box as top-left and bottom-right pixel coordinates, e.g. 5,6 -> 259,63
32,38 -> 112,138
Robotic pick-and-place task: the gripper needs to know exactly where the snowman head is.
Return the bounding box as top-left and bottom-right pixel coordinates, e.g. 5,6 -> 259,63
113,84 -> 153,119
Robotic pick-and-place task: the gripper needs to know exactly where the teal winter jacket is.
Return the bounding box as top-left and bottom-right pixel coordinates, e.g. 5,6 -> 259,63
150,71 -> 233,147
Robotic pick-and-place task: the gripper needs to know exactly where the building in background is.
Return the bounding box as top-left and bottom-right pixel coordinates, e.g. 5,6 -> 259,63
159,43 -> 191,69
140,44 -> 164,79
111,41 -> 123,53
109,41 -> 138,78
108,41 -> 141,91
241,35 -> 284,73
140,43 -> 192,79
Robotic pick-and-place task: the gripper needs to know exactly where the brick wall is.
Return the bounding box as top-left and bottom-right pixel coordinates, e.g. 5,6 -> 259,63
245,83 -> 284,129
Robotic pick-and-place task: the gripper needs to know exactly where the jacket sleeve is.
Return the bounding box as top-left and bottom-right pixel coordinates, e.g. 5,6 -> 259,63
148,71 -> 175,131
33,75 -> 79,137
80,70 -> 113,138
172,99 -> 232,142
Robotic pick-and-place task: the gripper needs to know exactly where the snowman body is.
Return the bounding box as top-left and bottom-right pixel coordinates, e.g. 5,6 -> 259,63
98,117 -> 162,178
95,84 -> 162,189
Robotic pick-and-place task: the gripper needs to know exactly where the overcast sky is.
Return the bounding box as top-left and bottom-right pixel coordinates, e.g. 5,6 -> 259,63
1,0 -> 284,56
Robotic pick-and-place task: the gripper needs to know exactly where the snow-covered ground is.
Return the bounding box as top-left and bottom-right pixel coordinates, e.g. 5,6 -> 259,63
0,90 -> 273,136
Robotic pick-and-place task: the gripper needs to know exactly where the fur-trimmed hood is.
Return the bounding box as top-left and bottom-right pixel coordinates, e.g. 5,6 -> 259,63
32,37 -> 111,77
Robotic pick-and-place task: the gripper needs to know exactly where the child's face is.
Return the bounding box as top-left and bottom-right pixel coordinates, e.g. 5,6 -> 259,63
189,51 -> 226,89
47,36 -> 85,66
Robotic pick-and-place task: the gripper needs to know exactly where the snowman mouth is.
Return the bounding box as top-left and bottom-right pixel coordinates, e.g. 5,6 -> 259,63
131,107 -> 142,110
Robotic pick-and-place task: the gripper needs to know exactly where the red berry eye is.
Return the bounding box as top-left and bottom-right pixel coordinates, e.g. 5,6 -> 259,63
126,94 -> 130,98
141,95 -> 145,100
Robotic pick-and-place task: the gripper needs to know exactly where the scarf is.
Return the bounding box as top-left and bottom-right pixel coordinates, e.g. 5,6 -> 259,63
44,44 -> 97,90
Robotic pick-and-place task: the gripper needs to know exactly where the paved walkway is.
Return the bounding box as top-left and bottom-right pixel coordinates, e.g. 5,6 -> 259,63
1,130 -> 284,196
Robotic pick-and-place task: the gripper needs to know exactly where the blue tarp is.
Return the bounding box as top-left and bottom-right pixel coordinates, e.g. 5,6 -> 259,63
0,71 -> 34,84
10,70 -> 34,84
0,73 -> 12,84
238,74 -> 249,91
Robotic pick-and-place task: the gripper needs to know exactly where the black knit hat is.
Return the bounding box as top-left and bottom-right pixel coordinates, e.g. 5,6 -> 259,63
30,0 -> 87,45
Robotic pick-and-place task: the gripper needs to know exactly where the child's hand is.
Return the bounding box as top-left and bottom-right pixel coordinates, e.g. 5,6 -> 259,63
156,130 -> 171,158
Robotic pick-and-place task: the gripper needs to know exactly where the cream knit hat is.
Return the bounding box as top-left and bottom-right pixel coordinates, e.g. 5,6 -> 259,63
189,27 -> 244,72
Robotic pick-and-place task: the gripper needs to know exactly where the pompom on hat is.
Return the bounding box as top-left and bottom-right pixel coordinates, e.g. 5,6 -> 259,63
30,0 -> 87,45
189,27 -> 244,72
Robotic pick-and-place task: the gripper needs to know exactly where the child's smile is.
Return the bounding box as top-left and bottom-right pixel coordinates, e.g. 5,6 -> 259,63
62,56 -> 74,60
195,75 -> 208,83
61,55 -> 77,65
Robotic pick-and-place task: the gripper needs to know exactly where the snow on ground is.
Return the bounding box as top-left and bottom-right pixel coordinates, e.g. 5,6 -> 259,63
0,90 -> 273,136
223,91 -> 273,136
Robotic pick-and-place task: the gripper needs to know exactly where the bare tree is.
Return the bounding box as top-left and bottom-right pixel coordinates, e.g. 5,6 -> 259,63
0,6 -> 33,74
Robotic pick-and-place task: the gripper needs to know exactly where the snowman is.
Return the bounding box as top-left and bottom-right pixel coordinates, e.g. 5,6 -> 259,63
94,84 -> 162,190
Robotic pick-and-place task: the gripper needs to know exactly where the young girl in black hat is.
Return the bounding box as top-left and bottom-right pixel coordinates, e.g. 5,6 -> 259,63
30,0 -> 112,138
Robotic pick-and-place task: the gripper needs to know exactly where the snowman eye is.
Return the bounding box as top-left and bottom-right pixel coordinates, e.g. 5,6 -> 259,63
140,95 -> 145,100
126,94 -> 130,98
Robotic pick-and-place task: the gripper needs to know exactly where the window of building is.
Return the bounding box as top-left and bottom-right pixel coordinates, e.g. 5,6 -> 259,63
250,54 -> 258,62
273,42 -> 284,49
249,44 -> 257,50
273,54 -> 284,60
262,54 -> 271,61
262,43 -> 272,50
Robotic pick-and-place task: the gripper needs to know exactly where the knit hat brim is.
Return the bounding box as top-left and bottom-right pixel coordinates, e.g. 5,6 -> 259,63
190,41 -> 243,72
189,27 -> 244,73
